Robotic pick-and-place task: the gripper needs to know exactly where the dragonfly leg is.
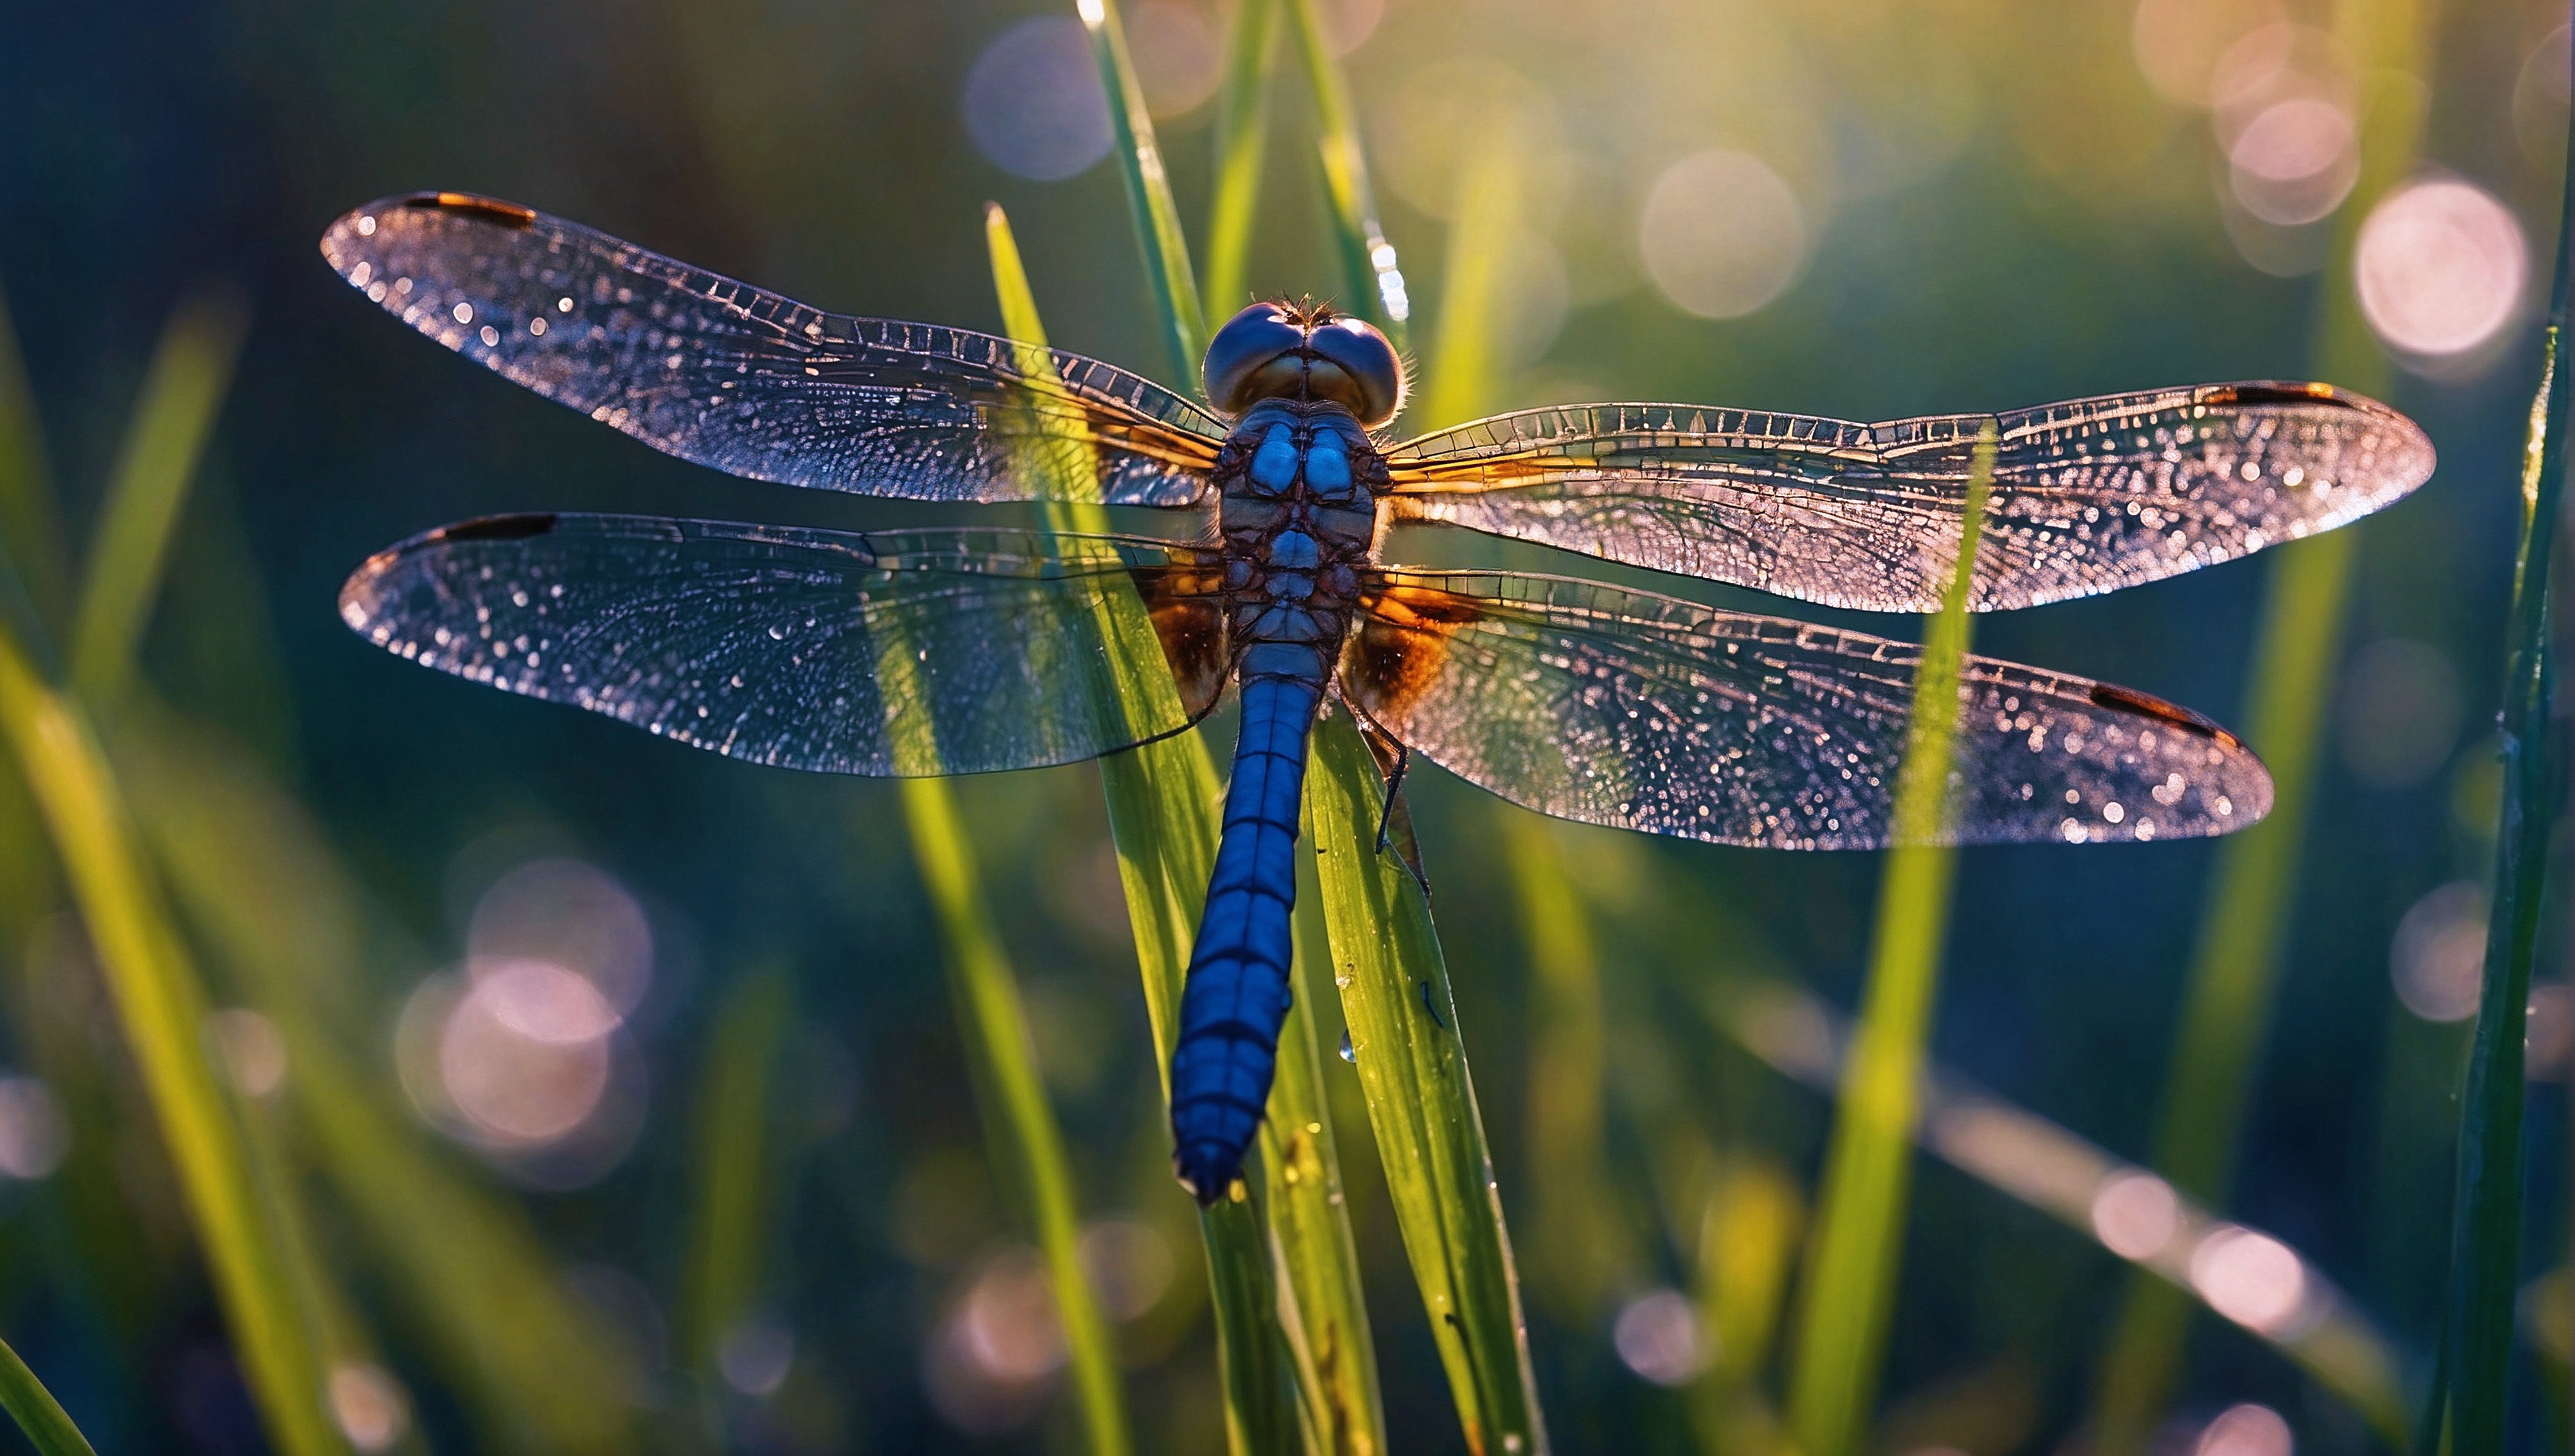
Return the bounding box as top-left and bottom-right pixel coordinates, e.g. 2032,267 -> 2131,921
1338,691 -> 1432,894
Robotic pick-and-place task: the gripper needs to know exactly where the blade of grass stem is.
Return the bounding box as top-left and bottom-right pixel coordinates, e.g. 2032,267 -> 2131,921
0,284 -> 66,632
1284,0 -> 1407,345
1260,902 -> 1387,1454
1078,0 -> 1206,380
1308,713 -> 1545,1456
1202,0 -> 1281,325
682,969 -> 794,1402
0,1332 -> 96,1456
987,202 -> 1323,1455
2091,10 -> 2431,1442
2433,79 -> 2575,1456
0,630 -> 340,1456
1785,424 -> 1997,1456
120,712 -> 639,1452
1415,130 -> 1517,432
69,294 -> 245,707
901,775 -> 1132,1456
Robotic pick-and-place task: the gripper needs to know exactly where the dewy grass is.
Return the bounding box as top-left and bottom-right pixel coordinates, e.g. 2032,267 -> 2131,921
1079,0 -> 1206,378
2430,82 -> 2575,1456
1200,0 -> 1279,325
986,200 -> 1314,1453
0,1329 -> 96,1456
1786,423 -> 1997,1456
1308,722 -> 1546,1455
1286,0 -> 1408,345
2090,4 -> 2431,1444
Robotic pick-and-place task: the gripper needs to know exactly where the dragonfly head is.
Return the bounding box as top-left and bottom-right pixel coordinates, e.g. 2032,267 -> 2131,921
1204,299 -> 1407,429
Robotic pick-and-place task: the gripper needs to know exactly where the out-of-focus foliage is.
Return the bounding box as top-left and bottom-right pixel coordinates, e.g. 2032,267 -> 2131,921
0,0 -> 2567,1451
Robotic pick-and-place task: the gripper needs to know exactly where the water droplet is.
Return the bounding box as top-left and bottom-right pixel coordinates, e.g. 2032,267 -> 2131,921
1337,1031 -> 1357,1065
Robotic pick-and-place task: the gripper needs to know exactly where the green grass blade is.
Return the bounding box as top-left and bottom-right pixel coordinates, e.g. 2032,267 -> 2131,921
1079,0 -> 1206,380
1785,423 -> 1997,1456
0,631 -> 341,1456
2090,7 -> 2431,1443
682,969 -> 794,1395
115,712 -> 638,1453
987,202 -> 1317,1456
1284,0 -> 1407,346
1260,903 -> 1387,1454
1201,0 -> 1280,324
1414,129 -> 1517,432
0,284 -> 67,633
1308,714 -> 1546,1455
69,294 -> 245,706
2434,74 -> 2575,1456
0,1331 -> 97,1456
901,775 -> 1132,1456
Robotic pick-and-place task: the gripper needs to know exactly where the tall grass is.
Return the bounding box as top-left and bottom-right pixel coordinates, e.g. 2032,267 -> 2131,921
1784,423 -> 1997,1456
0,298 -> 347,1456
1286,0 -> 1408,343
0,1331 -> 95,1456
1201,0 -> 1279,324
2427,78 -> 2575,1456
1080,0 -> 1206,376
2090,3 -> 2431,1442
681,969 -> 794,1413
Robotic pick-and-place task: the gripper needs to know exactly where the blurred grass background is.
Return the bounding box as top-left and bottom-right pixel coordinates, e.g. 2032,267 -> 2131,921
0,0 -> 2569,1451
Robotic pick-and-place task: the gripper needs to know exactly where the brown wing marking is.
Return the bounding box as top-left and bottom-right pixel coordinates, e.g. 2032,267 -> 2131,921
398,192 -> 539,228
1340,578 -> 1488,720
1133,562 -> 1231,719
2086,680 -> 2240,749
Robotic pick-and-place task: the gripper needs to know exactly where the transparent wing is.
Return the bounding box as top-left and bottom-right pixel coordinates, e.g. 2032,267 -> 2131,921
321,193 -> 1226,506
1340,569 -> 2272,850
1382,383 -> 2433,612
340,516 -> 1230,776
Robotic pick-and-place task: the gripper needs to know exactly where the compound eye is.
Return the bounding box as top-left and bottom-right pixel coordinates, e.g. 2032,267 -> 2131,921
1202,304 -> 1306,415
1303,316 -> 1406,427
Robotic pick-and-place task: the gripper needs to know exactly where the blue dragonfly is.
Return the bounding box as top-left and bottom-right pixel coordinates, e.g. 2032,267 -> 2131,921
323,193 -> 2434,1203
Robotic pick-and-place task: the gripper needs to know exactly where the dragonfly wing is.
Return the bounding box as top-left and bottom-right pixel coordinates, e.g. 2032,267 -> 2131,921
322,194 -> 1226,506
1339,569 -> 2272,849
1381,383 -> 2433,612
340,516 -> 1229,776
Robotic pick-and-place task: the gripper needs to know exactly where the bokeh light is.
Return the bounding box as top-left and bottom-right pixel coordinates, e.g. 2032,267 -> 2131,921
2187,1227 -> 2311,1336
1314,0 -> 1384,55
2528,984 -> 2572,1078
1638,151 -> 1808,320
924,1247 -> 1065,1435
438,966 -> 614,1143
2090,1171 -> 2183,1260
2337,637 -> 2463,787
0,1077 -> 68,1180
962,16 -> 1112,181
2226,98 -> 2357,224
2355,178 -> 2528,358
2132,0 -> 2287,106
2195,1402 -> 2294,1456
1078,1218 -> 1175,1320
468,857 -> 654,1020
327,1363 -> 409,1452
211,1007 -> 289,1097
718,1317 -> 796,1398
2390,881 -> 2485,1024
1127,3 -> 1221,118
1612,1288 -> 1710,1387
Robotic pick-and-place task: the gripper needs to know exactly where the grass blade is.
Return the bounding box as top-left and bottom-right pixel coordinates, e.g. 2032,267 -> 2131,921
0,1331 -> 97,1456
1414,127 -> 1518,433
681,969 -> 794,1406
1201,0 -> 1280,324
1308,714 -> 1546,1456
1078,0 -> 1207,379
119,714 -> 638,1453
900,775 -> 1132,1456
2432,74 -> 2575,1456
1784,424 -> 1997,1456
69,294 -> 246,707
987,202 -> 1317,1455
1284,0 -> 1409,345
0,630 -> 340,1456
2090,6 -> 2432,1442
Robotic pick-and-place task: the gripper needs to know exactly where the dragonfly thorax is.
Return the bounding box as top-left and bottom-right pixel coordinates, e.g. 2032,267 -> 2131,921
1215,399 -> 1386,672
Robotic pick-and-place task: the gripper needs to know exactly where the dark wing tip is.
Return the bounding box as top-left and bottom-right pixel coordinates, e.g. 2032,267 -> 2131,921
428,512 -> 560,543
2197,379 -> 2438,494
2086,679 -> 2236,747
393,192 -> 540,228
320,192 -> 541,273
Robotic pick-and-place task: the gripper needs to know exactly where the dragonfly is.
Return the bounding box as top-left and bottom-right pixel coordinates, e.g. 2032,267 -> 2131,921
323,192 -> 2434,1204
